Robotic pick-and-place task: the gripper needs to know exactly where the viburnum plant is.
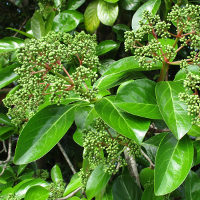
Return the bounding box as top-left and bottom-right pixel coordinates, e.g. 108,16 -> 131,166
1,1 -> 200,200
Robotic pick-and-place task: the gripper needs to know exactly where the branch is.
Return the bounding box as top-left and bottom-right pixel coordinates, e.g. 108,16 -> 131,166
140,149 -> 155,169
56,187 -> 81,200
124,147 -> 141,188
57,142 -> 76,175
0,138 -> 12,165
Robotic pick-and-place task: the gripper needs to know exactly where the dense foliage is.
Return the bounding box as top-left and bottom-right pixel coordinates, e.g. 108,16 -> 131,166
0,0 -> 200,200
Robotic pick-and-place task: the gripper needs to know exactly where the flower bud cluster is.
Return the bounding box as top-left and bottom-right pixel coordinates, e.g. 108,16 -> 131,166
125,4 -> 200,69
48,181 -> 66,200
3,31 -> 99,126
179,72 -> 200,125
82,118 -> 140,177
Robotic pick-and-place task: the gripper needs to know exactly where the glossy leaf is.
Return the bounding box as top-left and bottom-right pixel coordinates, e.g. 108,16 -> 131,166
184,171 -> 200,200
51,164 -> 63,183
0,113 -> 13,126
15,179 -> 48,198
84,0 -> 100,33
96,40 -> 119,56
95,97 -> 150,144
102,185 -> 113,200
0,37 -> 24,54
156,81 -> 192,139
188,125 -> 200,137
112,24 -> 130,41
120,0 -> 141,11
104,0 -> 119,2
7,27 -> 34,38
95,70 -> 145,90
0,127 -> 14,136
75,106 -> 93,129
97,0 -> 119,26
17,164 -> 27,176
193,141 -> 200,166
142,132 -> 168,163
86,164 -> 111,200
66,0 -> 85,10
142,185 -> 164,200
14,104 -> 76,164
155,134 -> 193,196
45,11 -> 56,34
103,56 -> 162,75
132,0 -> 161,30
53,10 -> 83,32
112,175 -> 142,200
24,186 -> 49,200
115,79 -> 162,119
174,65 -> 199,82
64,173 -> 82,196
0,63 -> 19,89
31,11 -> 46,39
73,129 -> 83,146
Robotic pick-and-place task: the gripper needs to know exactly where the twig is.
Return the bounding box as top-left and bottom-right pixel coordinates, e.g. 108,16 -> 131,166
0,164 -> 7,176
0,138 -> 12,165
140,149 -> 155,169
0,141 -> 7,153
57,142 -> 76,174
56,187 -> 81,200
124,147 -> 141,188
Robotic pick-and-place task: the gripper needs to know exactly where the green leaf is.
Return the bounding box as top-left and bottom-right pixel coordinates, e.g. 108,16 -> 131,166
75,106 -> 93,129
103,56 -> 162,75
155,134 -> 193,196
0,63 -> 19,89
45,11 -> 56,34
17,164 -> 27,176
73,129 -> 83,146
97,0 -> 119,26
95,97 -> 150,144
51,164 -> 63,183
102,185 -> 113,200
184,171 -> 200,200
63,173 -> 82,196
155,81 -> 192,139
115,79 -> 162,119
54,0 -> 62,7
24,186 -> 49,200
6,27 -> 34,38
31,11 -> 46,39
0,177 -> 7,184
86,164 -> 111,200
120,0 -> 141,11
142,185 -> 164,200
15,179 -> 49,198
66,0 -> 85,10
188,125 -> 200,137
112,175 -> 142,200
142,132 -> 168,163
53,10 -> 83,32
0,37 -> 24,54
0,113 -> 13,126
96,40 -> 119,56
0,127 -> 14,136
139,168 -> 154,188
104,0 -> 119,3
14,104 -> 76,164
95,70 -> 145,90
132,0 -> 161,30
193,141 -> 200,166
112,24 -> 130,41
174,65 -> 199,82
84,0 -> 100,33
